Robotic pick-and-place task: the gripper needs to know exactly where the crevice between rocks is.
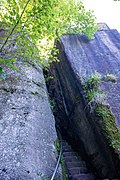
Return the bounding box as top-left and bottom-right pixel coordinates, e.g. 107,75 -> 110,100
43,40 -> 120,179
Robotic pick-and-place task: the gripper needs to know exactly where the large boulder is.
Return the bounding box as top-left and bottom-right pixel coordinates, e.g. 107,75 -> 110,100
47,24 -> 120,178
0,61 -> 59,180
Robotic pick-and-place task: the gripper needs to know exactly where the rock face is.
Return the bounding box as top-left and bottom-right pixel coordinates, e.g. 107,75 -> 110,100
47,24 -> 120,179
0,61 -> 58,180
59,23 -> 120,129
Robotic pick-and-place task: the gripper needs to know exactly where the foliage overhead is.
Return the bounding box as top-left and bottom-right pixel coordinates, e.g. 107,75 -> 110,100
0,0 -> 98,67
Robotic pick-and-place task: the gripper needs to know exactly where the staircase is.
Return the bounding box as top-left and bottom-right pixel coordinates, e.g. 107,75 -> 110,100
61,140 -> 96,180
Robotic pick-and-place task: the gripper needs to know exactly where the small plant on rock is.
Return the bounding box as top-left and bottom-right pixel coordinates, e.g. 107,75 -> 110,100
83,72 -> 120,152
102,73 -> 117,83
83,72 -> 107,112
49,97 -> 55,112
83,71 -> 101,90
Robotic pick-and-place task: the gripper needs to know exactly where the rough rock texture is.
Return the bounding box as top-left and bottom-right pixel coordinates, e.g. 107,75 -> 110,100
47,24 -> 120,179
60,23 -> 120,129
0,61 -> 59,180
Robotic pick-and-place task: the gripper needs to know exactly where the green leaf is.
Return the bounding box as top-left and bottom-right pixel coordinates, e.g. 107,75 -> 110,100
6,63 -> 19,70
0,67 -> 3,75
0,0 -> 97,67
0,58 -> 16,64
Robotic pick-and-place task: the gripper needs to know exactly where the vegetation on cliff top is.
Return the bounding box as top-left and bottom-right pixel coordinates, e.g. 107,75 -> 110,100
0,0 -> 97,70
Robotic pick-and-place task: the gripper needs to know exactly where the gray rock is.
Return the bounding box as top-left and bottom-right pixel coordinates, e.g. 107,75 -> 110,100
0,61 -> 59,180
60,25 -> 120,129
47,24 -> 120,178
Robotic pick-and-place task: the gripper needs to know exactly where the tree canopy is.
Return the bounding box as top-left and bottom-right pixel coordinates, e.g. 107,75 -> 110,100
0,0 -> 97,68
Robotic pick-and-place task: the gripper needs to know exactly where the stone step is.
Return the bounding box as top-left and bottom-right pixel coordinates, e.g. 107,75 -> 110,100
63,152 -> 82,161
66,161 -> 86,168
63,151 -> 77,157
68,167 -> 88,175
70,173 -> 95,180
64,155 -> 80,162
62,146 -> 73,152
61,140 -> 95,179
62,141 -> 69,146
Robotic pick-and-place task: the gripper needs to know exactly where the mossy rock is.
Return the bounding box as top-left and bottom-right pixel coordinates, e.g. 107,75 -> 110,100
95,104 -> 120,152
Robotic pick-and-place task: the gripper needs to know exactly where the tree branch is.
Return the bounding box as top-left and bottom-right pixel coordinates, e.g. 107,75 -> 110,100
0,0 -> 31,52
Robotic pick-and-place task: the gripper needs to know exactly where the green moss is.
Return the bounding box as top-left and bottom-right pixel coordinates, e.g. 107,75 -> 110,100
85,89 -> 104,101
60,156 -> 68,180
95,104 -> 120,151
83,72 -> 120,153
31,91 -> 39,95
3,86 -> 10,92
48,97 -> 55,112
55,139 -> 67,180
55,138 -> 60,153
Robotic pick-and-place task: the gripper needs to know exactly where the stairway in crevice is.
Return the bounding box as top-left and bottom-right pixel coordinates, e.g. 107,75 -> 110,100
61,139 -> 96,180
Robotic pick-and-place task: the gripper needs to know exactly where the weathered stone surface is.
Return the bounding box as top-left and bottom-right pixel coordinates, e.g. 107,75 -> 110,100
60,24 -> 120,129
0,61 -> 58,180
47,24 -> 120,178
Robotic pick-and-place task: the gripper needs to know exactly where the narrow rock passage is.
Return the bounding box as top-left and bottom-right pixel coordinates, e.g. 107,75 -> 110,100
61,139 -> 96,180
44,24 -> 120,179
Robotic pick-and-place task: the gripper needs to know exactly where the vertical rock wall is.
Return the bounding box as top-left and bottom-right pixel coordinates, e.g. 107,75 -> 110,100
0,61 -> 58,180
47,24 -> 120,178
